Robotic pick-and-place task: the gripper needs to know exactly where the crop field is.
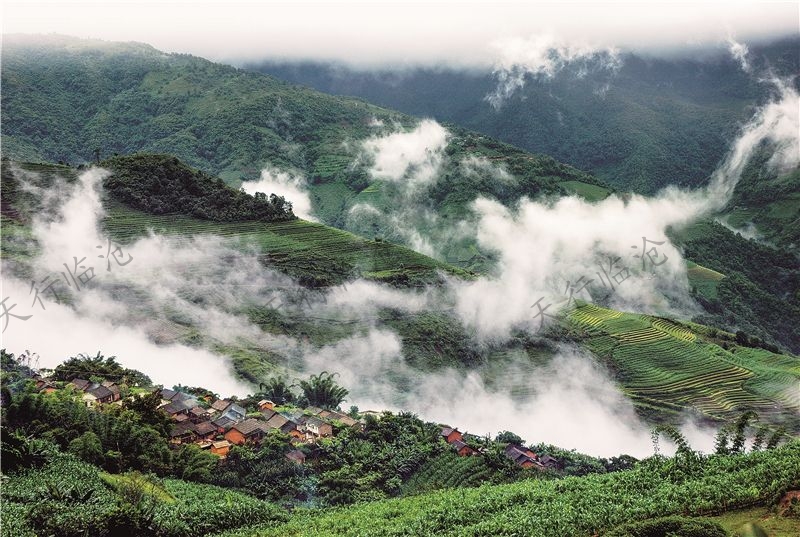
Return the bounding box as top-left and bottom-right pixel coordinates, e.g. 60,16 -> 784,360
102,202 -> 469,286
401,453 -> 498,496
568,304 -> 800,429
558,180 -> 612,201
686,260 -> 725,299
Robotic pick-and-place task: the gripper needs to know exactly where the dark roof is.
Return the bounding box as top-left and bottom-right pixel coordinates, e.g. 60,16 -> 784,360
305,406 -> 324,415
170,421 -> 196,438
212,416 -> 236,429
190,406 -> 209,416
211,399 -> 231,411
280,420 -> 298,433
174,413 -> 190,423
221,403 -> 246,420
161,388 -> 177,400
303,416 -> 327,428
232,418 -> 270,436
87,385 -> 114,399
70,378 -> 90,391
194,421 -> 217,436
452,440 -> 473,452
260,409 -> 277,421
441,427 -> 456,437
162,402 -> 186,415
266,413 -> 289,430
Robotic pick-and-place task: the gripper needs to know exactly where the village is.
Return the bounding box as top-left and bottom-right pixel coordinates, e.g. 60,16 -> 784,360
31,372 -> 559,471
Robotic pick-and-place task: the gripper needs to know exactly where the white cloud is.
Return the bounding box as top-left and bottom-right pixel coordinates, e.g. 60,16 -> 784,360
241,165 -> 315,220
362,119 -> 449,187
485,34 -> 622,108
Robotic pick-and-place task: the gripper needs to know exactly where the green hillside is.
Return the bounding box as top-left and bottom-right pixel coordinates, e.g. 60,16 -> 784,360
212,441 -> 800,537
568,303 -> 800,430
671,220 -> 800,353
1,34 -> 608,270
4,156 -> 798,433
252,38 -> 800,194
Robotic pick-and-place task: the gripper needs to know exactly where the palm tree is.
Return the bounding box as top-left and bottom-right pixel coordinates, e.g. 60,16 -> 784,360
297,371 -> 348,410
257,376 -> 296,405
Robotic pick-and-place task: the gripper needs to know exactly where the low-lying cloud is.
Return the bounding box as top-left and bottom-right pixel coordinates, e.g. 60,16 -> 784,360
361,119 -> 449,188
485,35 -> 622,109
241,165 -> 315,221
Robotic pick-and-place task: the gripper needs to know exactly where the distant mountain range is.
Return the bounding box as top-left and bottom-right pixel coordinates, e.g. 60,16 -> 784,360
250,37 -> 800,194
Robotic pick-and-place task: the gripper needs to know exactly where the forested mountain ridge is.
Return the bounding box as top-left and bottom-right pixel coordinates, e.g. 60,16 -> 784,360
2,34 -> 610,271
251,37 -> 800,194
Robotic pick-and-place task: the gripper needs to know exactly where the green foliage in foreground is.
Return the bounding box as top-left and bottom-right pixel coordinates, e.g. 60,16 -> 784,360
212,441 -> 800,537
603,516 -> 728,537
0,453 -> 287,537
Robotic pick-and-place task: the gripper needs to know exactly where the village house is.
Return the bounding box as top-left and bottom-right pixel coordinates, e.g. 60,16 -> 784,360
69,378 -> 91,392
441,427 -> 463,444
224,418 -> 271,446
36,379 -> 59,394
210,440 -> 231,457
212,415 -> 236,433
301,416 -> 333,439
218,402 -> 247,422
538,454 -> 559,469
189,406 -> 212,423
260,408 -> 277,421
193,420 -> 218,442
257,399 -> 275,411
318,409 -> 360,428
210,399 -> 231,412
83,384 -> 115,406
170,421 -> 197,445
504,444 -> 542,469
102,381 -> 122,402
451,439 -> 476,457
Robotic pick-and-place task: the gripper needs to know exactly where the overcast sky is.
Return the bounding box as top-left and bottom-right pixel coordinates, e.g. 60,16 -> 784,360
3,1 -> 798,67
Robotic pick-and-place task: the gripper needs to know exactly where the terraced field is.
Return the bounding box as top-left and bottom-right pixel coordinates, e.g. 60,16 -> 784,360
102,202 -> 470,287
568,303 -> 800,430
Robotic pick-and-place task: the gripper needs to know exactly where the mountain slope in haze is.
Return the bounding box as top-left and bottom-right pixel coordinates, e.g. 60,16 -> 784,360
1,34 -> 609,271
3,157 -> 797,434
251,37 -> 800,194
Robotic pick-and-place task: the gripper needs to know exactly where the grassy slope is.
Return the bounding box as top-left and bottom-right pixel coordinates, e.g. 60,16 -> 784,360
210,441 -> 800,537
671,220 -> 800,353
567,303 -> 800,431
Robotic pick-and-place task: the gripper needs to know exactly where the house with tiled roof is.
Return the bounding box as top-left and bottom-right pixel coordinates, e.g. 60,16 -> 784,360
451,439 -> 476,457
504,444 -> 542,469
211,440 -> 231,457
224,418 -> 271,446
193,420 -> 218,441
441,427 -> 463,444
70,378 -> 91,392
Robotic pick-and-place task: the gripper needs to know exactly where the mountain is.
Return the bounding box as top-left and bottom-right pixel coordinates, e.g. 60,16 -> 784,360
1,34 -> 609,271
1,35 -> 798,428
250,37 -> 800,194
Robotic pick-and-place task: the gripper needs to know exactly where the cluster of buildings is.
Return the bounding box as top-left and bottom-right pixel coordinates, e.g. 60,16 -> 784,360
160,389 -> 362,462
36,375 -> 558,472
440,426 -> 559,470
